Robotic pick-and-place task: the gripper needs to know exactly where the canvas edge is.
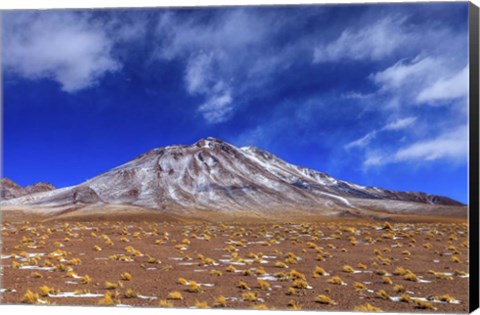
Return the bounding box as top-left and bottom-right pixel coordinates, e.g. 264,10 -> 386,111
469,1 -> 480,313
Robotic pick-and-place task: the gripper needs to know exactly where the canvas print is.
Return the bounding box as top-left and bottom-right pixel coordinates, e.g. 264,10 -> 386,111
0,2 -> 476,313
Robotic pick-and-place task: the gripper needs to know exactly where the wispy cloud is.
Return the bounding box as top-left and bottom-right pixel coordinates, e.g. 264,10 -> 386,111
3,11 -> 121,93
154,9 -> 312,124
416,66 -> 468,104
313,17 -> 407,63
345,116 -> 417,150
344,131 -> 377,150
383,116 -> 417,130
393,125 -> 468,162
198,90 -> 234,124
372,57 -> 441,91
360,124 -> 468,168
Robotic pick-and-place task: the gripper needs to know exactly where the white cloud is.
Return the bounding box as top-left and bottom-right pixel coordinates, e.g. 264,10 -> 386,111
346,116 -> 416,151
198,91 -> 234,124
185,52 -> 214,95
416,66 -> 469,104
183,52 -> 234,123
3,12 -> 120,93
155,10 -> 269,61
313,17 -> 407,63
344,131 -> 377,150
154,9 -> 303,124
362,124 -> 468,168
393,125 -> 468,162
384,116 -> 417,130
372,57 -> 441,90
363,154 -> 384,167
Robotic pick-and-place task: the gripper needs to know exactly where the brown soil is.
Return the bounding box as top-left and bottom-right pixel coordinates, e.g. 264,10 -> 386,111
0,211 -> 469,312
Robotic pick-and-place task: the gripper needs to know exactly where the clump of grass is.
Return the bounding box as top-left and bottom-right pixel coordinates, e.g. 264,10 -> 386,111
238,281 -> 251,290
292,279 -> 310,289
313,266 -> 327,277
354,303 -> 382,312
383,276 -> 393,284
258,280 -> 271,290
400,293 -> 412,303
67,258 -> 82,266
275,271 -> 290,281
452,256 -> 462,263
242,291 -> 258,302
243,269 -> 252,276
252,303 -> 268,310
435,272 -> 454,280
375,269 -> 388,276
415,300 -> 437,310
93,245 -> 102,252
124,288 -> 139,298
209,270 -> 223,277
158,299 -> 174,307
343,265 -> 355,273
22,290 -> 40,304
80,275 -> 92,285
226,265 -> 237,272
105,281 -> 120,290
275,261 -> 288,268
120,272 -> 132,281
54,263 -> 71,272
98,291 -> 115,306
255,267 -> 266,275
393,284 -> 406,293
286,287 -> 300,296
382,222 -> 394,231
147,256 -> 161,264
194,300 -> 209,308
315,294 -> 335,305
357,263 -> 367,270
213,295 -> 227,307
393,267 -> 409,275
290,269 -> 306,280
439,294 -> 456,303
187,281 -> 203,293
167,291 -> 183,300
177,277 -> 189,285
353,282 -> 366,290
375,289 -> 390,300
199,257 -> 216,266
328,276 -> 344,285
287,299 -> 302,310
39,285 -> 57,297
403,271 -> 419,282
32,272 -> 43,279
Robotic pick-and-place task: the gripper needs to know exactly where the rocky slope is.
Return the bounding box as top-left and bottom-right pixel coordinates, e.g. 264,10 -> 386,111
0,178 -> 55,200
0,138 -> 466,218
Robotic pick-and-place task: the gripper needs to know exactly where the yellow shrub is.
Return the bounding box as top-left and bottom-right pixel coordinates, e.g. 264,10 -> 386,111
120,272 -> 132,281
213,295 -> 227,307
315,294 -> 335,305
158,299 -> 174,307
167,291 -> 183,300
328,276 -> 344,285
354,303 -> 382,312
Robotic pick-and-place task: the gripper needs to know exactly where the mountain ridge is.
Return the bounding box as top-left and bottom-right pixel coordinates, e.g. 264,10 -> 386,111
0,178 -> 55,201
1,137 -> 466,219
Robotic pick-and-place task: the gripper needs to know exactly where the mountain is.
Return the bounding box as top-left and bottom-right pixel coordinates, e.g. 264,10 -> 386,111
0,178 -> 55,200
0,138 -> 466,220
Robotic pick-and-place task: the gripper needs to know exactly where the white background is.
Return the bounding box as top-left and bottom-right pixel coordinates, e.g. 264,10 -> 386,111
0,0 -> 479,315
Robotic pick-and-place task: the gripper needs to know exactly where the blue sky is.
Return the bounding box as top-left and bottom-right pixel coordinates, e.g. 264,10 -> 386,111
2,3 -> 469,203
